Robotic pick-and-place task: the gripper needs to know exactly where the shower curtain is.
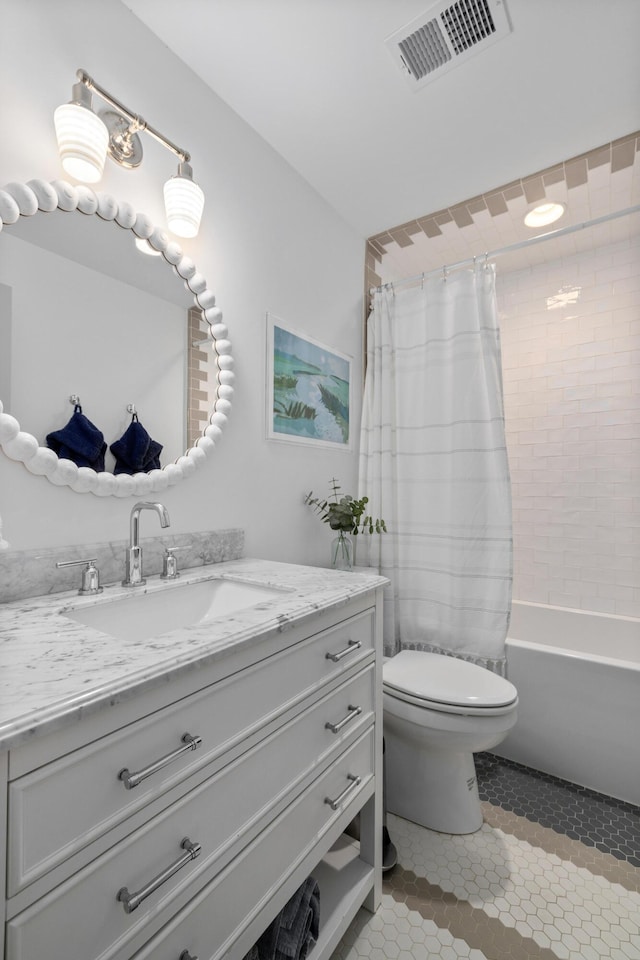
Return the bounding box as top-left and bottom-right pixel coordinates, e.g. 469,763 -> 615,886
358,264 -> 512,673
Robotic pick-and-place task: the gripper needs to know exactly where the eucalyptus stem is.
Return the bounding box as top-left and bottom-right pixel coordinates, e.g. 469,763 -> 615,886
304,478 -> 387,537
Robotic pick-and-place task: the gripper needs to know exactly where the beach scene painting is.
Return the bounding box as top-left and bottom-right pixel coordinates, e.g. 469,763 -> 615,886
267,315 -> 352,448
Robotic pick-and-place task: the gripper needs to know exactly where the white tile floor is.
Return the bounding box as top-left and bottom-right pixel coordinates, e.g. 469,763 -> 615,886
331,812 -> 640,960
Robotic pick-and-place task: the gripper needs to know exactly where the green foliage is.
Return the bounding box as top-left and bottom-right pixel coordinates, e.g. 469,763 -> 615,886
274,399 -> 317,420
274,373 -> 298,390
317,383 -> 348,422
304,478 -> 387,536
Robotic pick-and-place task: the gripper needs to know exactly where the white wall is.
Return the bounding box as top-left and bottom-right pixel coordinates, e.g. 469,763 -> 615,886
0,0 -> 365,568
499,235 -> 640,618
1,234 -> 188,466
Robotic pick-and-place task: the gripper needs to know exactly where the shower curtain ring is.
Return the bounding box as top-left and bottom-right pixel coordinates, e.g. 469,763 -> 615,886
442,265 -> 448,283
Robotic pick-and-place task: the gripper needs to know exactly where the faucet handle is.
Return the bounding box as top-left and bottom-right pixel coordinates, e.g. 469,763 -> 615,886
56,557 -> 103,596
161,546 -> 188,580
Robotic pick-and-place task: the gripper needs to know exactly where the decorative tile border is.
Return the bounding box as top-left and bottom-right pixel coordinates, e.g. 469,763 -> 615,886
481,803 -> 640,895
333,754 -> 640,960
476,754 -> 640,868
188,305 -> 211,449
383,866 -> 560,960
364,130 -> 640,296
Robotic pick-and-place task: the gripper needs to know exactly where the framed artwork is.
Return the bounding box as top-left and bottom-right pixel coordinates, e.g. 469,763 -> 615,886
266,313 -> 352,449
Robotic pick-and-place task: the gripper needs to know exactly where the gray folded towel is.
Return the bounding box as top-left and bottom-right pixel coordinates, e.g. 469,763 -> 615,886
275,876 -> 320,959
245,876 -> 320,960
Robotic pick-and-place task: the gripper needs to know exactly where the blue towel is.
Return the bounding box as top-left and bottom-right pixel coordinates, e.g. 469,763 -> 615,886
46,406 -> 106,471
110,419 -> 162,475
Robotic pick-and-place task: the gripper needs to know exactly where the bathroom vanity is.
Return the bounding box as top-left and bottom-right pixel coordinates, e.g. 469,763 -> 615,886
0,559 -> 385,960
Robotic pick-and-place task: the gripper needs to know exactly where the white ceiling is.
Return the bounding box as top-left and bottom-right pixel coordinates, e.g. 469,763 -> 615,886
123,0 -> 640,240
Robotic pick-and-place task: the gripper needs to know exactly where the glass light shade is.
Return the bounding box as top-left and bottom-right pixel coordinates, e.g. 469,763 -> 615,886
164,173 -> 205,238
54,102 -> 109,183
524,202 -> 566,228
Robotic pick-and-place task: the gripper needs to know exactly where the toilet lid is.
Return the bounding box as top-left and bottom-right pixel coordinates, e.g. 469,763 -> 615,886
383,650 -> 517,709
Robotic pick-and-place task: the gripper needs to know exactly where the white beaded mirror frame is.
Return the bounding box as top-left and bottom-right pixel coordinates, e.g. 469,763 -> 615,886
0,178 -> 234,497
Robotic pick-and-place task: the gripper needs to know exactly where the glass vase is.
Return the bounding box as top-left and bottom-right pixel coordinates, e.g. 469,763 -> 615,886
331,531 -> 353,571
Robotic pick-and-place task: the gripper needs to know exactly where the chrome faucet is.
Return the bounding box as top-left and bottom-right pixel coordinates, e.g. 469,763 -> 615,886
123,501 -> 170,587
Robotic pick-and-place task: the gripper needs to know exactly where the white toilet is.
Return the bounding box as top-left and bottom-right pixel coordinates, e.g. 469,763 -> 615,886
383,650 -> 518,835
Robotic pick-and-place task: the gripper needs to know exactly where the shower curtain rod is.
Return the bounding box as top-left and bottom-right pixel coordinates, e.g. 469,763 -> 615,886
370,203 -> 640,295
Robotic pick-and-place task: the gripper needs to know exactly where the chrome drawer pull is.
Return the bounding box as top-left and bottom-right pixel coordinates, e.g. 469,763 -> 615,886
325,704 -> 362,734
324,773 -> 362,811
179,952 -> 198,960
117,837 -> 202,914
118,733 -> 202,790
325,639 -> 361,662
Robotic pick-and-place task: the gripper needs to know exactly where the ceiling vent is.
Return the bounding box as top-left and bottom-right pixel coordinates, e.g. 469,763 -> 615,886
386,0 -> 512,90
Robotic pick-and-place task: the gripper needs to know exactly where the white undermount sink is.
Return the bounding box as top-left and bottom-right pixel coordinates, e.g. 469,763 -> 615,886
62,577 -> 290,642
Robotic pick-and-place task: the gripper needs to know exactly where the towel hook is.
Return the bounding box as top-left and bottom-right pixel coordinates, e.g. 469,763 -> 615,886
127,403 -> 138,421
69,394 -> 81,406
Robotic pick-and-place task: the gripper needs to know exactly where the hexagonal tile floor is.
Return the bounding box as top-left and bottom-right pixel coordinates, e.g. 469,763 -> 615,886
331,754 -> 640,960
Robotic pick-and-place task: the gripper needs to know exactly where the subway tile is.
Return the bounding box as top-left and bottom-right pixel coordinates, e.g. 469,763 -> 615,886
534,415 -> 565,430
565,158 -> 589,188
611,137 -> 636,172
497,234 -> 639,617
612,424 -> 640,440
596,438 -> 640,457
563,385 -> 597,401
583,595 -> 618,614
615,599 -> 640,617
596,407 -> 640,425
614,333 -> 640,351
596,466 -> 633,482
522,176 -> 546,203
542,163 -> 566,185
389,227 -> 414,248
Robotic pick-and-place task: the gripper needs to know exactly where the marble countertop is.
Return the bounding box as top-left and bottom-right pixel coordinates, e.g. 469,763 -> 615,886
0,558 -> 386,753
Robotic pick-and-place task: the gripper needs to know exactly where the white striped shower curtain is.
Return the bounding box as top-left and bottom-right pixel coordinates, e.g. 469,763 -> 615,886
358,264 -> 512,672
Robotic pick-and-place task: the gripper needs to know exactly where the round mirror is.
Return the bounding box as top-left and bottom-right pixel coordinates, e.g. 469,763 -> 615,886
0,179 -> 234,496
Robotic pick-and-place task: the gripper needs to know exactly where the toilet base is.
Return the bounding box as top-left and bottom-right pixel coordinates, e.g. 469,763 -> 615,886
385,725 -> 483,834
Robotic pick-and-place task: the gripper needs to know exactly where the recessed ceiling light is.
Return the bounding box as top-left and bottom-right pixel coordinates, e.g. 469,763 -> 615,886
524,202 -> 566,228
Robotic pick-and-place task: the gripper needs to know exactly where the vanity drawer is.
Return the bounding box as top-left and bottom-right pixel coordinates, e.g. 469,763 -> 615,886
6,680 -> 375,960
131,728 -> 375,960
8,607 -> 374,895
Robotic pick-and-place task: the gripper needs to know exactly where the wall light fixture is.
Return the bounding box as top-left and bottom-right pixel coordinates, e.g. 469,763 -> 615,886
54,69 -> 204,238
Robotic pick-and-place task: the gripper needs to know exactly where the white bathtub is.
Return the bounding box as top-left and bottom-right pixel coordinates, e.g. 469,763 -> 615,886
493,600 -> 640,806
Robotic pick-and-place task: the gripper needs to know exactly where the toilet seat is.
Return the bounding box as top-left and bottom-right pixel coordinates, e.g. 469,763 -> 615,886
383,650 -> 518,717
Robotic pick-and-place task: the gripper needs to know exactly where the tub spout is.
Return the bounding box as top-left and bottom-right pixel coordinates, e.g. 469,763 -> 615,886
123,501 -> 170,587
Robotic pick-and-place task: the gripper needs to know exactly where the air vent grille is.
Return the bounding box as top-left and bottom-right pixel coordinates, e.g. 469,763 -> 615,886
398,20 -> 452,80
386,0 -> 511,90
442,0 -> 496,55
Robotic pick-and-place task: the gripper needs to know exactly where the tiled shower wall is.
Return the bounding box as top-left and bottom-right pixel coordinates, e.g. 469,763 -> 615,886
497,235 -> 640,617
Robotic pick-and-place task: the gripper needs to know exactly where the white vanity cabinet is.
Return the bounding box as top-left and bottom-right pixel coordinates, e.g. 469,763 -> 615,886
1,582 -> 383,960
